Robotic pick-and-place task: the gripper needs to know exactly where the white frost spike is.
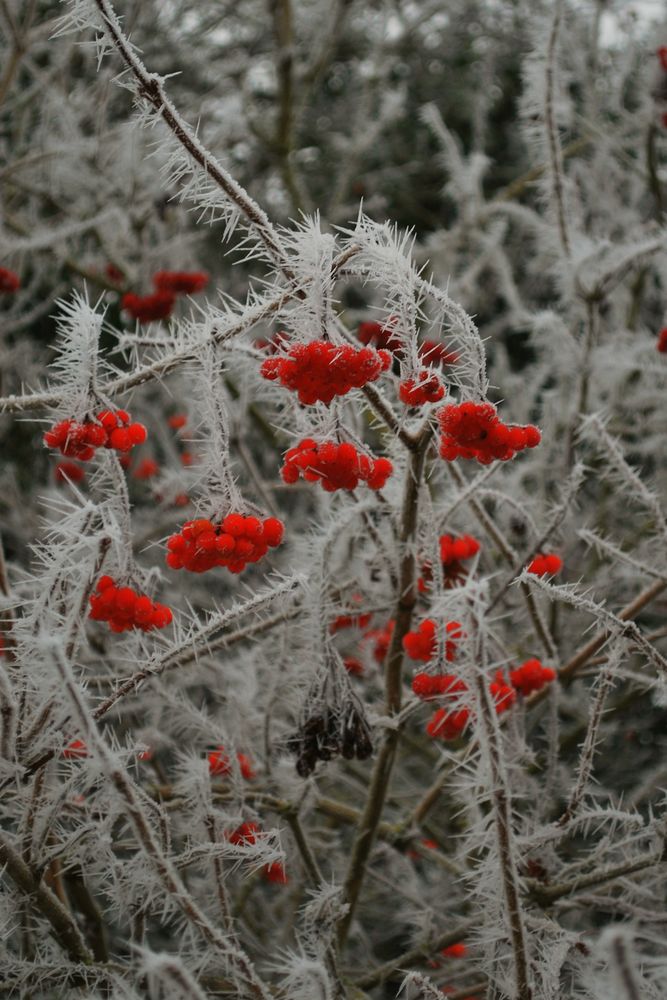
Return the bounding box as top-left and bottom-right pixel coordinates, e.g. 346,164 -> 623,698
47,290 -> 111,419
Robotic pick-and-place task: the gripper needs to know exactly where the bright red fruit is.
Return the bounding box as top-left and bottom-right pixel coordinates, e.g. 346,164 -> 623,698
509,658 -> 557,696
227,822 -> 260,845
357,318 -> 404,355
121,291 -> 175,323
657,328 -> 667,353
54,461 -> 85,484
263,861 -> 288,884
166,514 -> 283,574
399,370 -> 446,406
411,672 -> 467,699
426,707 -> 470,741
442,942 -> 468,959
281,439 -> 392,492
260,340 -> 391,404
402,620 -> 462,663
133,458 -> 159,480
152,271 -> 209,294
364,620 -> 395,663
44,410 -> 147,461
63,739 -> 89,759
89,577 -> 172,633
419,340 -> 458,367
208,748 -> 256,779
438,402 -> 541,464
490,671 -> 516,714
527,553 -> 563,576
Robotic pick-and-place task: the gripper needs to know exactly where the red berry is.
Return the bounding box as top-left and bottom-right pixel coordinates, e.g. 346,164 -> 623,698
54,461 -> 85,484
208,747 -> 231,776
121,290 -> 175,323
0,267 -> 20,294
152,271 -> 209,295
263,861 -> 288,884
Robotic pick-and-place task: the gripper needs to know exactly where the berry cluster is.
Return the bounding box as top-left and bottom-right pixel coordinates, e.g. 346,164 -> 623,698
421,658 -> 556,742
364,619 -> 395,663
419,339 -> 458,367
399,370 -> 446,406
260,340 -> 391,405
412,672 -> 467,699
168,413 -> 188,430
343,656 -> 364,676
281,439 -> 393,492
419,533 -> 481,591
440,534 -> 481,564
438,402 -> 541,464
62,739 -> 89,759
152,270 -> 209,294
509,658 -> 556,696
89,577 -> 172,633
442,943 -> 468,959
166,514 -> 284,574
402,619 -> 462,662
225,824 -> 288,883
44,410 -> 147,461
264,862 -> 289,884
121,291 -> 176,323
357,318 -> 404,355
227,821 -> 260,845
0,267 -> 20,294
330,611 -> 373,633
133,457 -> 159,480
208,748 -> 256,780
527,553 -> 563,576
658,328 -> 667,353
490,670 -> 516,713
287,703 -> 373,777
54,461 -> 85,484
427,707 -> 470,741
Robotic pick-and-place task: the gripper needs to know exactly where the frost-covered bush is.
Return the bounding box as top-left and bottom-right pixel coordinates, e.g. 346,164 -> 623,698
1,2 -> 667,998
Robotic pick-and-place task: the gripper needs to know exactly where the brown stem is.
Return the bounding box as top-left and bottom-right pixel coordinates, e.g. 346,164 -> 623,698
0,831 -> 92,963
353,918 -> 476,990
337,428 -> 432,948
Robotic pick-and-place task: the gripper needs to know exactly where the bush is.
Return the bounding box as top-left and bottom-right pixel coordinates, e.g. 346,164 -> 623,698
1,2 -> 667,998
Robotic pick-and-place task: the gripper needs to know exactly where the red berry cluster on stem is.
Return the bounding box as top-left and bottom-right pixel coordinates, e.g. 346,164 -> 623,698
438,401 -> 541,464
419,339 -> 458,367
89,577 -> 172,633
364,619 -> 395,663
208,747 -> 256,779
121,291 -> 176,323
419,656 -> 556,741
509,658 -> 556,696
152,270 -> 209,294
44,410 -> 147,461
419,534 -> 481,592
330,611 -> 373,633
527,553 -> 563,576
399,370 -> 446,406
166,514 -> 284,574
357,318 -> 404,355
54,461 -> 85,484
412,672 -> 467,699
281,439 -> 393,492
260,340 -> 391,404
402,619 -> 462,662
